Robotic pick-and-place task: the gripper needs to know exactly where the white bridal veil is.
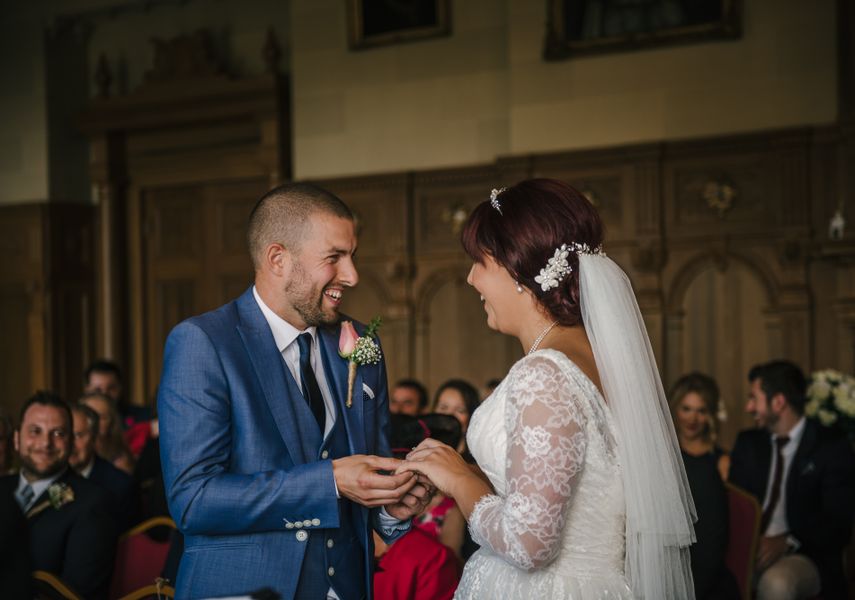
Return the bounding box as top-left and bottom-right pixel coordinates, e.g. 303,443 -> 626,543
578,252 -> 697,599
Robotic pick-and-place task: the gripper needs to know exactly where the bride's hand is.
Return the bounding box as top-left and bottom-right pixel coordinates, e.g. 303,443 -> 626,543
395,438 -> 472,498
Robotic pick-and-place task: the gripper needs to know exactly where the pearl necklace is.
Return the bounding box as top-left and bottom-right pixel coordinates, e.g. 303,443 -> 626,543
528,320 -> 558,355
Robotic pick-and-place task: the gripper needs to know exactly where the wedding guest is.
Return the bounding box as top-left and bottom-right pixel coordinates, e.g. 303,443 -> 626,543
0,479 -> 31,599
431,379 -> 480,458
391,379 -> 429,416
670,374 -> 739,599
0,391 -> 116,599
80,391 -> 135,475
729,360 -> 855,600
70,403 -> 137,531
670,372 -> 730,480
84,359 -> 153,457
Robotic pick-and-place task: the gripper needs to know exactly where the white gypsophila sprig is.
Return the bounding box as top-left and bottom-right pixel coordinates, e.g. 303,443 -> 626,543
352,337 -> 381,366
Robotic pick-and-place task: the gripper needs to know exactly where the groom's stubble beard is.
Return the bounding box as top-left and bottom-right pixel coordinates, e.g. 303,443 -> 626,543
284,260 -> 339,327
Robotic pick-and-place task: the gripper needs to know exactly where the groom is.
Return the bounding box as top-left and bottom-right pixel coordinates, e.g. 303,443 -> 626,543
158,183 -> 431,599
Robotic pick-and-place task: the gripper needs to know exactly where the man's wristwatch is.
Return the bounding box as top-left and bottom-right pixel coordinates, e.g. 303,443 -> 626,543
785,534 -> 801,554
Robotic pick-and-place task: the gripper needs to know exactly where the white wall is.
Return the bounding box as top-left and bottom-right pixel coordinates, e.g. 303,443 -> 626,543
507,0 -> 837,154
290,0 -> 510,179
292,0 -> 837,179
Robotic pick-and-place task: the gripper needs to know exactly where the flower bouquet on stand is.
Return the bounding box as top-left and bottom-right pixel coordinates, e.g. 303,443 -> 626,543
805,369 -> 855,443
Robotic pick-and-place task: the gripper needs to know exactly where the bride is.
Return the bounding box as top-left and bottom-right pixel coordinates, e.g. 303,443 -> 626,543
398,179 -> 697,598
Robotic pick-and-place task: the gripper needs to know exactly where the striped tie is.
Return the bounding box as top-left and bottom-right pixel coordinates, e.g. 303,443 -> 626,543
17,484 -> 35,511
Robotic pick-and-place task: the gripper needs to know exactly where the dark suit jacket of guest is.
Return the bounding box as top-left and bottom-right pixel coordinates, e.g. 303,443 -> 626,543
89,455 -> 137,531
0,469 -> 117,600
0,485 -> 32,600
729,421 -> 855,599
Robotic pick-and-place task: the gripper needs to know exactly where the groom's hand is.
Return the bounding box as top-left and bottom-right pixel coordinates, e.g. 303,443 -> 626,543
332,455 -> 416,507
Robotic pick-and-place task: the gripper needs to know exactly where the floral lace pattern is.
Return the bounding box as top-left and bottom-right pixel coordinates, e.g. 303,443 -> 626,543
458,350 -> 631,599
469,355 -> 588,570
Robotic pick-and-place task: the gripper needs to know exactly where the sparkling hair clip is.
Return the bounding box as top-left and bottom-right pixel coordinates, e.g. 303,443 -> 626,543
490,188 -> 505,215
533,242 -> 605,291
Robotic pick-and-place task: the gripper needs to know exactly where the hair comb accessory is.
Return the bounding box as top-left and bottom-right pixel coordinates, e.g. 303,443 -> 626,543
534,244 -> 572,291
490,188 -> 505,214
534,242 -> 605,291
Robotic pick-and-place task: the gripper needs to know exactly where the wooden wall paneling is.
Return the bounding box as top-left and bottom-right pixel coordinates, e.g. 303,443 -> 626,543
0,205 -> 45,416
411,165 -> 522,397
46,204 -> 96,403
0,204 -> 95,416
320,174 -> 411,385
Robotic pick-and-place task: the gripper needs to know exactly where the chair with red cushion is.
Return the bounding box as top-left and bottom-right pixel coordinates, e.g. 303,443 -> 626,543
109,517 -> 176,599
725,482 -> 762,600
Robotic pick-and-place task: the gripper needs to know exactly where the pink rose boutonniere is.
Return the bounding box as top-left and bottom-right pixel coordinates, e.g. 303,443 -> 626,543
338,317 -> 382,407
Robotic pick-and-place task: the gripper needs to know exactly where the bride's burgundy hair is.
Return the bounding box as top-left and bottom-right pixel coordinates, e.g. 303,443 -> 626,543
460,178 -> 604,327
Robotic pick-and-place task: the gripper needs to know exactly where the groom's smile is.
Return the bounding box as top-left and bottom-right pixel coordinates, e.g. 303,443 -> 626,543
280,212 -> 359,329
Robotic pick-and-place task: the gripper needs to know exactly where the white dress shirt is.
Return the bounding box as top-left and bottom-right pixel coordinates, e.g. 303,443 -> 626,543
763,416 -> 806,537
253,287 -> 337,439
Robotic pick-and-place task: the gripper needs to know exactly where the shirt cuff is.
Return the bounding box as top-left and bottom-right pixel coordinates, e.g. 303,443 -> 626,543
374,507 -> 411,537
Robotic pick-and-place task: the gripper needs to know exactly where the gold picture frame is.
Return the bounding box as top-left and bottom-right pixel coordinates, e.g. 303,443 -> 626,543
544,0 -> 741,60
347,0 -> 451,50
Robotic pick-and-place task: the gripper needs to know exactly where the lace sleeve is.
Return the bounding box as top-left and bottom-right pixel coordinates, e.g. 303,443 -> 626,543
468,355 -> 588,571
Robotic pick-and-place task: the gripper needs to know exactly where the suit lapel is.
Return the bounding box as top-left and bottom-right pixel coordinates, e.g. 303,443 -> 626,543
236,289 -> 316,464
318,323 -> 366,455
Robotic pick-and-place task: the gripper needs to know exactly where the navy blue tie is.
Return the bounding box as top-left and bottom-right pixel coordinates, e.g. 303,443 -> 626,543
297,333 -> 326,431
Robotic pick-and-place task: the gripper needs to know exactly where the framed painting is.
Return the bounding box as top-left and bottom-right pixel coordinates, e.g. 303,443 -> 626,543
347,0 -> 451,50
544,0 -> 741,60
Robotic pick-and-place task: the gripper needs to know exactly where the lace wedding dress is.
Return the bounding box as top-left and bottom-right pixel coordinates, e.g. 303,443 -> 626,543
456,349 -> 634,599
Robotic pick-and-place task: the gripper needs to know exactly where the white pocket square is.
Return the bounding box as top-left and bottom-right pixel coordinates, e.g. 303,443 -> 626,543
362,383 -> 375,399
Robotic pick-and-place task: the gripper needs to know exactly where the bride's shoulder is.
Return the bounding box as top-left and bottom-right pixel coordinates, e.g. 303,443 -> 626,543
507,350 -> 578,387
509,350 -> 600,398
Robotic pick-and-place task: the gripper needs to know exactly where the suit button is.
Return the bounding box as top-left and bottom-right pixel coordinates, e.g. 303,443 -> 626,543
284,522 -> 294,529
312,518 -> 321,526
321,450 -> 329,459
293,520 -> 303,528
296,530 -> 308,542
328,567 -> 335,577
326,539 -> 334,548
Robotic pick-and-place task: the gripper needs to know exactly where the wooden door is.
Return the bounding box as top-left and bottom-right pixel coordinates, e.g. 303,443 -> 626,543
141,180 -> 262,401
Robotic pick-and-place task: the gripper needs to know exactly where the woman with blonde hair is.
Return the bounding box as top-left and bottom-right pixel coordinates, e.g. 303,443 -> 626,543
669,372 -> 730,481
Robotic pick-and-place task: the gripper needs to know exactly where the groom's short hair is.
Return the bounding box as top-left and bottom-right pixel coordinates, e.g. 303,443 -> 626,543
247,182 -> 353,269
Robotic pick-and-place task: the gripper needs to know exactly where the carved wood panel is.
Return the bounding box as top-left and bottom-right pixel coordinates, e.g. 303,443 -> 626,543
141,180 -> 260,400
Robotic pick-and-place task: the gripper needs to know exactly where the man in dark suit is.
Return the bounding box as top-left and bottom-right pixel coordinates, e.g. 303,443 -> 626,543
730,361 -> 855,600
0,391 -> 117,599
159,183 -> 433,598
70,403 -> 137,531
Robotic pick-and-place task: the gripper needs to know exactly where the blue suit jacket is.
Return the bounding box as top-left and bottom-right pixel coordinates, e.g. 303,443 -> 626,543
158,287 -> 399,599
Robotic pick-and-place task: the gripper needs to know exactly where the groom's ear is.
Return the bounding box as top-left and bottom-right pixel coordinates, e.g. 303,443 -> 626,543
265,242 -> 293,278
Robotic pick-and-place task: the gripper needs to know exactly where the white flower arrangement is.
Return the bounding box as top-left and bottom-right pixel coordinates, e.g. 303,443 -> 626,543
805,369 -> 855,439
